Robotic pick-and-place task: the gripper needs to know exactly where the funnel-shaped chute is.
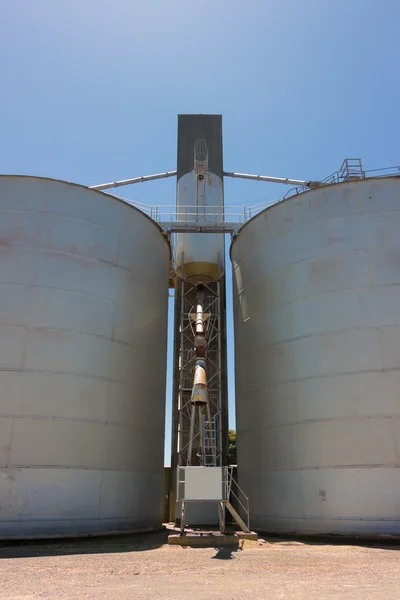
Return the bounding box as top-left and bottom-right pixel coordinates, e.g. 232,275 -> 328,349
191,360 -> 208,406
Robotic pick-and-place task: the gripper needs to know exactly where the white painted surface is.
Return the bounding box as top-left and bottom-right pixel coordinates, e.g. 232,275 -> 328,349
232,177 -> 400,536
175,171 -> 225,276
179,467 -> 224,501
0,176 -> 169,538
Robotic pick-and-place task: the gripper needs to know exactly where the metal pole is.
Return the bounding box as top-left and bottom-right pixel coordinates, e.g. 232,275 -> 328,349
218,501 -> 226,534
198,406 -> 204,464
180,501 -> 186,535
223,171 -> 320,188
187,404 -> 196,466
216,279 -> 223,466
90,170 -> 177,191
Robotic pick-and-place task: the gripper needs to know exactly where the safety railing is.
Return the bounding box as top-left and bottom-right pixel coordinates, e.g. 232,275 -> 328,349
109,164 -> 400,225
150,205 -> 259,224
283,164 -> 400,200
108,198 -> 280,226
322,164 -> 400,185
227,466 -> 250,531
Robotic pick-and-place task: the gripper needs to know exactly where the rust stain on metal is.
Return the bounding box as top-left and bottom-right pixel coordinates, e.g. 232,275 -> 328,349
326,235 -> 345,246
0,237 -> 13,247
193,364 -> 207,386
0,226 -> 40,248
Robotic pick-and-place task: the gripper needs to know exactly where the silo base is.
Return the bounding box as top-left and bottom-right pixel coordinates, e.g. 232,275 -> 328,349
253,518 -> 400,540
0,467 -> 164,541
0,522 -> 164,542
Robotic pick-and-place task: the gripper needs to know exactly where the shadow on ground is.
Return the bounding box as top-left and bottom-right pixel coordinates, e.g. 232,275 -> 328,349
260,533 -> 400,551
2,526 -> 400,560
211,546 -> 240,560
0,528 -> 170,559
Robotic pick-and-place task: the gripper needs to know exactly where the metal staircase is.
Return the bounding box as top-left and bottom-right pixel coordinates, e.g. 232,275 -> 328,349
339,158 -> 365,181
225,467 -> 250,533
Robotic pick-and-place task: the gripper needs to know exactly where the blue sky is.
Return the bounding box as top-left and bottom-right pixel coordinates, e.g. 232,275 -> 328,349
1,0 -> 399,464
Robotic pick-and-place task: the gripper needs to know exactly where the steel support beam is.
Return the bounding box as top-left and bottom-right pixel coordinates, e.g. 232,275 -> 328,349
90,170 -> 177,191
223,171 -> 320,188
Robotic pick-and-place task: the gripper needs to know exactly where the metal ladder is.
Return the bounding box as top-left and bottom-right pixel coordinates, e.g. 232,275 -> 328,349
202,415 -> 217,466
201,420 -> 251,532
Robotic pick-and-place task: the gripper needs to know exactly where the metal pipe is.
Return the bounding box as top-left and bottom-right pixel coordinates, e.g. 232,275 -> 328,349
223,171 -> 320,188
195,286 -> 205,334
89,170 -> 177,191
218,501 -> 226,533
190,284 -> 209,407
190,362 -> 208,406
180,501 -> 186,534
198,406 -> 204,462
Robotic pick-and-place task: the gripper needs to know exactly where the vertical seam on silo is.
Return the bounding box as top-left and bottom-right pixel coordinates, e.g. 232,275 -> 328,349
6,417 -> 15,467
389,418 -> 399,467
376,327 -> 385,372
111,299 -> 116,341
98,469 -> 104,520
20,326 -> 29,372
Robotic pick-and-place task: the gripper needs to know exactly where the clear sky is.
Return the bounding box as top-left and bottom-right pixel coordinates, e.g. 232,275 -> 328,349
1,0 -> 399,464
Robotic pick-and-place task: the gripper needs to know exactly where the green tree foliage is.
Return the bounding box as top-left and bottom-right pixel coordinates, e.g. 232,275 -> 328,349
228,429 -> 237,465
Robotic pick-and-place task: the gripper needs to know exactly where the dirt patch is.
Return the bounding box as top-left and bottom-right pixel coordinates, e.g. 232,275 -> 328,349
1,528 -> 400,599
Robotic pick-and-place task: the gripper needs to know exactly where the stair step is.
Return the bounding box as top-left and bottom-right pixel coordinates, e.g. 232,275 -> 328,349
225,501 -> 250,533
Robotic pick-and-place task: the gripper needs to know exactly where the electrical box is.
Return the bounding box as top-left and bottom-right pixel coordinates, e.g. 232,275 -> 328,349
177,467 -> 228,502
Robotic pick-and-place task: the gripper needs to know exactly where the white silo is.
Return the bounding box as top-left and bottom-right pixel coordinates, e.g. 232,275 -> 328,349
231,176 -> 400,536
0,176 -> 169,538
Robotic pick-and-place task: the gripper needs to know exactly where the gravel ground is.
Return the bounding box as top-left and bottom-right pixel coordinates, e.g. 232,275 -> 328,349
1,527 -> 400,600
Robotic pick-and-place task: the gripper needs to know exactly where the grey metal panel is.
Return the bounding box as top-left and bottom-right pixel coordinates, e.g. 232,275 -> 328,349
175,115 -> 225,278
0,418 -> 13,467
0,468 -> 103,520
0,175 -> 169,539
34,249 -> 121,300
172,118 -> 227,524
0,467 -> 163,537
177,114 -> 223,179
0,371 -> 108,421
100,471 -> 163,520
0,325 -> 26,369
0,284 -> 115,337
231,177 -> 400,536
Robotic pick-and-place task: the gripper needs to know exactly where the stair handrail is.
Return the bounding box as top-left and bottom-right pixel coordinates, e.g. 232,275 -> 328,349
227,466 -> 250,531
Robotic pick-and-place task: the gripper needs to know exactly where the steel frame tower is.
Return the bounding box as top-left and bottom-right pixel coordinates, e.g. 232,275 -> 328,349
171,277 -> 228,458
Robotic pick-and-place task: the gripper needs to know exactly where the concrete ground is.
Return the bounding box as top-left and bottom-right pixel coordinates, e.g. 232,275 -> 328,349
1,527 -> 400,600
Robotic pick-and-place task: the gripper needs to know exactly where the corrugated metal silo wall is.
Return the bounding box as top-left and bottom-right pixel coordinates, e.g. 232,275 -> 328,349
231,177 -> 400,536
0,176 -> 169,539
